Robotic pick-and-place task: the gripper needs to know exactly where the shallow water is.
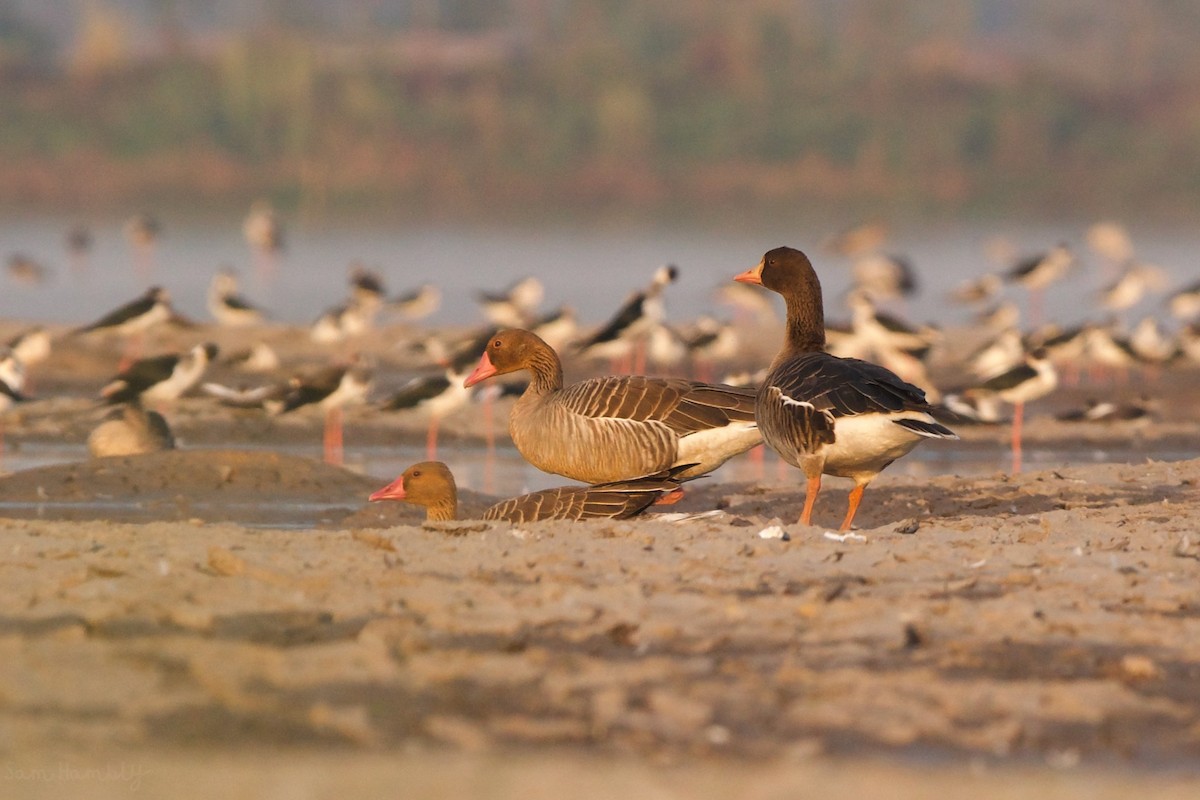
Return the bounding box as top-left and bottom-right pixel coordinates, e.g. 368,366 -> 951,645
2,215 -> 1196,331
0,435 -> 1185,503
3,215 -> 1196,525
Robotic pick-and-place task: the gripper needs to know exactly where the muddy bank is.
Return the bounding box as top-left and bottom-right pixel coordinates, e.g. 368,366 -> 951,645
0,458 -> 1197,795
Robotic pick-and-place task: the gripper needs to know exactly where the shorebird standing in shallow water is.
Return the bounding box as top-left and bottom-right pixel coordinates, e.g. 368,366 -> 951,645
123,212 -> 161,282
575,264 -> 678,374
99,343 -> 219,407
734,246 -> 956,531
276,356 -> 373,466
380,367 -> 473,460
73,286 -> 174,368
1003,244 -> 1073,327
66,223 -> 93,274
390,284 -> 441,322
967,348 -> 1058,474
0,364 -> 29,466
243,200 -> 284,283
208,268 -> 268,327
477,276 -> 544,328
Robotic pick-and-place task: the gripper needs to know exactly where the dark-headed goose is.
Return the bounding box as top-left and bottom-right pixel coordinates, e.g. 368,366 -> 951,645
734,246 -> 956,531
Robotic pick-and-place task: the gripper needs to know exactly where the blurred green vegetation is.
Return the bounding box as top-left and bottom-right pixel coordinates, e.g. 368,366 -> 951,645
3,0 -> 1200,220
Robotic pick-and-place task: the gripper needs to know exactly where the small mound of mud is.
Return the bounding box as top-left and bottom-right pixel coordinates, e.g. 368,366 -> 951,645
0,449 -> 386,527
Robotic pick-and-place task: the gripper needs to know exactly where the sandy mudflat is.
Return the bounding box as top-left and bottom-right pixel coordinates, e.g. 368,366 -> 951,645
1,453 -> 1199,797
1,321 -> 1199,796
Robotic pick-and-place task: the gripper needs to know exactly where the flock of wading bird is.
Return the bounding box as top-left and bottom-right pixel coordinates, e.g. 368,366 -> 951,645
3,213 -> 1199,531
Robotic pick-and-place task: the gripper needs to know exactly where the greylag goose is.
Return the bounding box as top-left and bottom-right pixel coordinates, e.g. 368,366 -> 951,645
463,328 -> 760,484
369,461 -> 682,523
734,246 -> 957,531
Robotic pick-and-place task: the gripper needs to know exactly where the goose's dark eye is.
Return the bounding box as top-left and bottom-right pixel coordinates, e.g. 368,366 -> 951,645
412,470 -> 421,478
492,339 -> 503,348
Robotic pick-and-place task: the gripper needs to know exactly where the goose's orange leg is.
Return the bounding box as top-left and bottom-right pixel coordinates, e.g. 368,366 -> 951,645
840,484 -> 866,531
800,474 -> 821,526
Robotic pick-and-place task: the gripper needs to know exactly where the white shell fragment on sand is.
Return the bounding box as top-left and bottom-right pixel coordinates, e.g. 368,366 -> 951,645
823,531 -> 867,543
757,525 -> 790,541
654,510 -> 726,523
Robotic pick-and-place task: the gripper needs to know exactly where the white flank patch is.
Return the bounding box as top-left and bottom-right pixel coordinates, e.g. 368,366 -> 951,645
821,411 -> 940,477
676,419 -> 761,470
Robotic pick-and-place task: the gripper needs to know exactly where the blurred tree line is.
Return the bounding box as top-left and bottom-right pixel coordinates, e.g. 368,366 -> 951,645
2,0 -> 1200,220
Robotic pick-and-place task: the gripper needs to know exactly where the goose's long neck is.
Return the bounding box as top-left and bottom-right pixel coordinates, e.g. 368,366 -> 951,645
424,495 -> 457,522
524,342 -> 564,396
783,271 -> 827,354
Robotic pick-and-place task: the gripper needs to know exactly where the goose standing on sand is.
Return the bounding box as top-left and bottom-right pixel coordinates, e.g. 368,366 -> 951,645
576,264 -> 678,374
100,343 -> 219,406
734,246 -> 957,531
463,328 -> 761,484
370,461 -> 684,523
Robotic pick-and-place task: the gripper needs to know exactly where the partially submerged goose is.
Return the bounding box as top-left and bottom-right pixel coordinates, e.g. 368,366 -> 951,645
735,246 -> 957,531
87,405 -> 175,458
463,329 -> 760,484
369,460 -> 682,523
